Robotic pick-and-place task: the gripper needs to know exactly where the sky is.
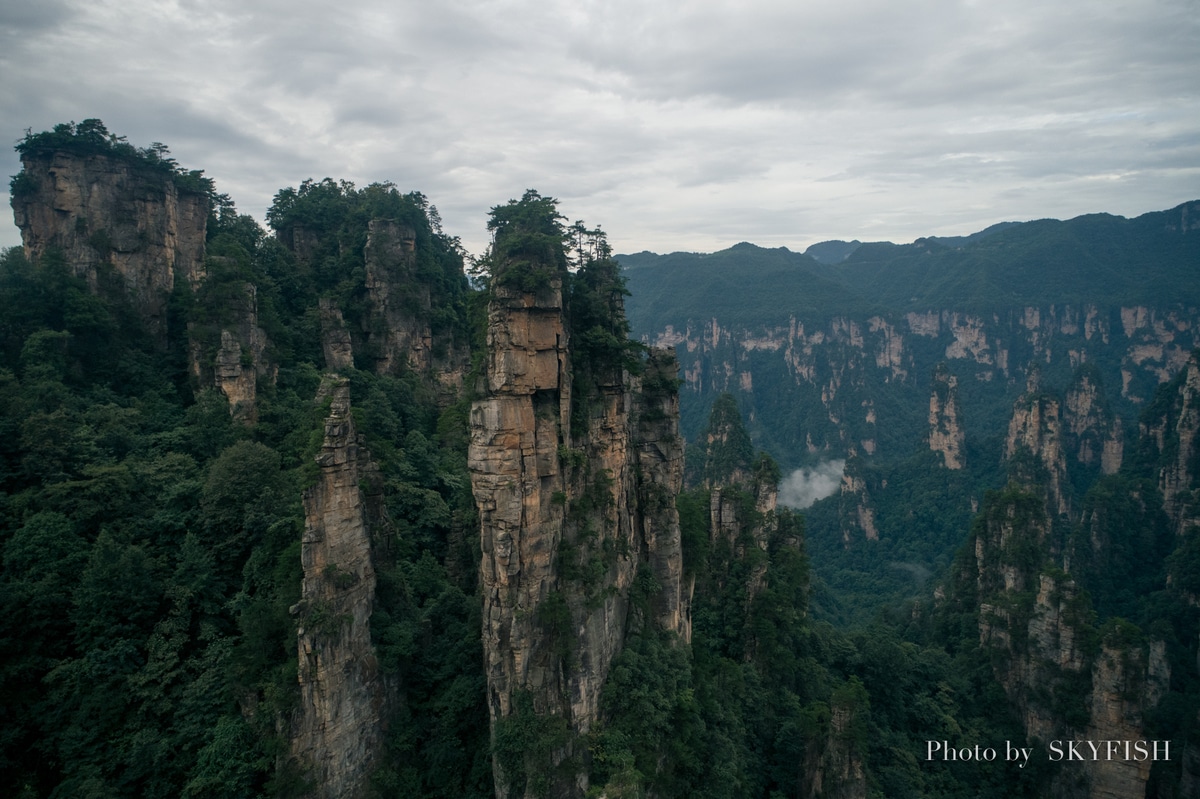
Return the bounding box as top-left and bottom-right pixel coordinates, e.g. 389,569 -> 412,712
1,0 -> 1197,259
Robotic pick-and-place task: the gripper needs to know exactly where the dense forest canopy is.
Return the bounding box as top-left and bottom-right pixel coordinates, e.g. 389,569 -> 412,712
3,122 -> 1198,799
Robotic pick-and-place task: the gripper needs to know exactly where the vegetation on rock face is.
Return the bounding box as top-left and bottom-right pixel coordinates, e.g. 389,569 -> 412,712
1,124 -> 489,799
14,118 -> 217,197
5,123 -> 1200,799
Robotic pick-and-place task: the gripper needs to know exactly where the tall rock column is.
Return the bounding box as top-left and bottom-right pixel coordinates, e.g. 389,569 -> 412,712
928,363 -> 965,469
290,379 -> 388,799
469,276 -> 687,799
1006,372 -> 1072,519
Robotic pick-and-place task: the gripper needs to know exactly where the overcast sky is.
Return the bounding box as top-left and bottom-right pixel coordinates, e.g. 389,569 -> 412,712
1,0 -> 1197,258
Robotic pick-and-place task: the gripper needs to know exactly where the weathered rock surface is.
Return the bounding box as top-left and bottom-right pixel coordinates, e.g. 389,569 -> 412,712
801,690 -> 868,799
290,380 -> 388,799
640,302 -> 1199,460
12,149 -> 207,342
838,455 -> 878,543
965,483 -> 1169,799
319,297 -> 355,373
468,280 -> 687,799
928,363 -> 965,469
1006,372 -> 1072,519
189,280 -> 274,422
1143,352 -> 1200,536
363,219 -> 431,375
1065,367 -> 1123,475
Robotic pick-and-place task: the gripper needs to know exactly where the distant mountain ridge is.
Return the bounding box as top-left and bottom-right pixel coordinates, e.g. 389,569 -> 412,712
619,200 -> 1200,458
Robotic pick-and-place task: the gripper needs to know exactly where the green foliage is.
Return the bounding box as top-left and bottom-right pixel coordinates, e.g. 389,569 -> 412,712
491,692 -> 571,799
15,120 -> 216,198
701,393 -> 754,486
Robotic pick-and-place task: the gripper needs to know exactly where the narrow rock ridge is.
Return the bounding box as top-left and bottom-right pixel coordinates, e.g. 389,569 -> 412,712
928,363 -> 965,469
468,279 -> 687,799
12,148 -> 207,342
290,379 -> 388,799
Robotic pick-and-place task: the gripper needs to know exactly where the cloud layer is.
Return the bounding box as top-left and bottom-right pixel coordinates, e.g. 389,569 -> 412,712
778,460 -> 845,510
2,0 -> 1197,256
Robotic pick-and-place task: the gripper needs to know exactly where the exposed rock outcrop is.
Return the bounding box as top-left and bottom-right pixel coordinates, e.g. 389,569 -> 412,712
1006,371 -> 1072,519
189,280 -> 274,423
1065,366 -> 1123,475
801,685 -> 868,799
12,148 -> 207,342
960,482 -> 1169,799
319,297 -> 355,373
928,363 -> 965,469
469,276 -> 687,798
1143,352 -> 1200,536
290,380 -> 389,799
363,219 -> 431,375
838,455 -> 878,543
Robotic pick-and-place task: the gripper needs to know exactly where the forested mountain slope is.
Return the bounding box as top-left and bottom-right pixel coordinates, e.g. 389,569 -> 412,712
4,121 -> 1198,799
622,203 -> 1200,458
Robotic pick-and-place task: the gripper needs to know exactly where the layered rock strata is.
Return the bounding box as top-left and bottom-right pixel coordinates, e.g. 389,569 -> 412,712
290,380 -> 389,799
469,280 -> 687,799
12,149 -> 207,342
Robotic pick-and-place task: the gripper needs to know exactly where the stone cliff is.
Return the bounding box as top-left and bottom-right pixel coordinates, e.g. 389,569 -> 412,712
1141,351 -> 1200,536
957,479 -> 1169,799
639,302 -> 1199,464
1005,371 -> 1073,519
1064,366 -> 1123,476
468,271 -> 688,798
12,147 -> 207,342
188,279 -> 274,423
290,379 -> 389,799
838,455 -> 879,543
928,362 -> 966,469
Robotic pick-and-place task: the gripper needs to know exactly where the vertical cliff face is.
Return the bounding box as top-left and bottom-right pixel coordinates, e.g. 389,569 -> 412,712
928,363 -> 966,469
188,280 -> 274,423
801,687 -> 868,799
290,380 -> 388,799
1084,636 -> 1169,799
838,455 -> 878,543
360,216 -> 469,394
1143,352 -> 1200,536
319,297 -> 355,373
469,265 -> 687,798
1006,372 -> 1072,519
960,479 -> 1170,799
12,149 -> 208,341
1065,366 -> 1123,475
363,219 -> 432,375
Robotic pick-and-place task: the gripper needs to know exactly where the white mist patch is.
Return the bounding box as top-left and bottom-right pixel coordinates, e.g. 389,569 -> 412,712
778,460 -> 845,509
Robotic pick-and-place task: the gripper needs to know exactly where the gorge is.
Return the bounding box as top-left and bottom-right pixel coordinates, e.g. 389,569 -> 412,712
2,120 -> 1199,799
